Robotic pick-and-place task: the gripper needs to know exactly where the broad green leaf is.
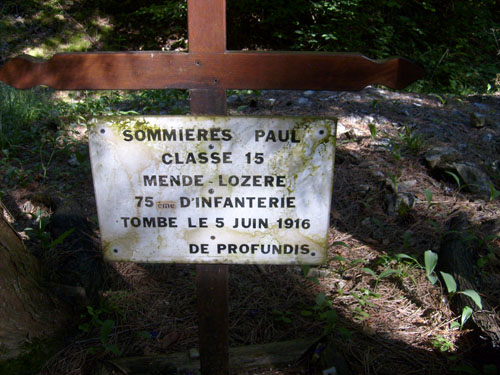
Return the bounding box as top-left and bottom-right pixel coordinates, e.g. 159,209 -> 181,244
301,265 -> 311,277
445,171 -> 461,189
424,250 -> 438,284
427,273 -> 438,285
424,189 -> 433,207
379,269 -> 400,279
440,271 -> 457,293
460,306 -> 473,329
395,253 -> 421,267
49,227 -> 75,248
361,268 -> 377,278
458,290 -> 482,310
315,292 -> 326,306
368,123 -> 377,139
300,310 -> 313,316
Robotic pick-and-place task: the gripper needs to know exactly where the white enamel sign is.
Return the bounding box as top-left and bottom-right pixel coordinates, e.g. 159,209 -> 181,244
88,116 -> 336,265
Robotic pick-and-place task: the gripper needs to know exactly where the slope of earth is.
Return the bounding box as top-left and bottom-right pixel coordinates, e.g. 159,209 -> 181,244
1,87 -> 499,375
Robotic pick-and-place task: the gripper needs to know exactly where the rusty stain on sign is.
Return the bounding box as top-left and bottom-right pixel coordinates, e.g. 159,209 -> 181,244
88,116 -> 336,265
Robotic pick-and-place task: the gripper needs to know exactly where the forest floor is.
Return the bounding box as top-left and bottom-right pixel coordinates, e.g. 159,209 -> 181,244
1,87 -> 500,375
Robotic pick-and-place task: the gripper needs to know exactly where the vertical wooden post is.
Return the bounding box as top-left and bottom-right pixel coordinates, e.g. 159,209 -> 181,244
187,1 -> 229,374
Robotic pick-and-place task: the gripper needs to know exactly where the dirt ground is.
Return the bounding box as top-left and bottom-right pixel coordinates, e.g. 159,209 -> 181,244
2,87 -> 500,374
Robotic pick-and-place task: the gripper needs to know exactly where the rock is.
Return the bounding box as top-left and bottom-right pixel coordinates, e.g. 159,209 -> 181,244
336,122 -> 348,136
473,102 -> 490,111
262,98 -> 276,107
372,138 -> 391,151
482,133 -> 494,142
398,180 -> 417,192
470,112 -> 488,128
354,184 -> 371,195
452,109 -> 465,118
385,193 -> 415,216
67,154 -> 80,167
395,193 -> 416,215
424,146 -> 460,169
450,162 -> 494,196
303,90 -> 315,96
227,94 -> 240,104
363,115 -> 375,124
296,97 -> 311,105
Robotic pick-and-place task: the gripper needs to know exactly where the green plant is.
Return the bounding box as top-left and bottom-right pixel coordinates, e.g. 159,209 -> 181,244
488,183 -> 500,202
424,250 -> 482,329
445,171 -> 464,191
368,123 -> 377,140
361,267 -> 401,290
300,292 -> 338,334
79,305 -> 120,355
399,125 -> 426,154
24,210 -> 75,252
272,308 -> 293,324
424,189 -> 438,209
432,335 -> 454,352
351,287 -> 379,321
477,234 -> 500,268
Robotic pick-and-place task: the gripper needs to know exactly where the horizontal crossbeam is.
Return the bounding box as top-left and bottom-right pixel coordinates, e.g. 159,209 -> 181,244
0,51 -> 423,91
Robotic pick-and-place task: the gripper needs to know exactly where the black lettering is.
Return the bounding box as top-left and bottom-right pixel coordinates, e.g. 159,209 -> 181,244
162,153 -> 172,164
162,128 -> 176,141
221,129 -> 232,141
180,197 -> 190,207
123,129 -> 133,141
255,130 -> 265,141
147,128 -> 161,141
144,175 -> 157,186
135,130 -> 146,141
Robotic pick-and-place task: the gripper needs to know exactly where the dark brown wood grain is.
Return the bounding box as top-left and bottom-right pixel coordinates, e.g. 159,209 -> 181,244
189,1 -> 230,374
0,52 -> 424,91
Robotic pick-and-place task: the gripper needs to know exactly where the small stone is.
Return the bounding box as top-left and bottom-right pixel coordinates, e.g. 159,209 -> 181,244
424,146 -> 460,169
473,102 -> 490,111
296,97 -> 311,105
372,138 -> 391,151
262,98 -> 276,107
451,162 -> 494,197
355,184 -> 371,195
398,180 -> 417,192
227,94 -> 240,104
482,133 -> 494,142
68,155 -> 80,167
363,115 -> 375,124
303,90 -> 315,96
336,122 -> 348,135
470,112 -> 487,128
395,192 -> 416,212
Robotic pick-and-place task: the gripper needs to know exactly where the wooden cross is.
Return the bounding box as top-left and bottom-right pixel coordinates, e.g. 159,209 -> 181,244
0,1 -> 423,373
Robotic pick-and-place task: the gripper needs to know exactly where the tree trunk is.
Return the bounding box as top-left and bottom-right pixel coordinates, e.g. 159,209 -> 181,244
0,204 -> 69,360
438,212 -> 500,348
